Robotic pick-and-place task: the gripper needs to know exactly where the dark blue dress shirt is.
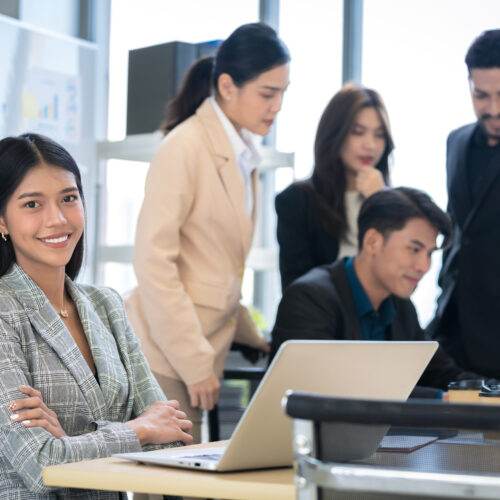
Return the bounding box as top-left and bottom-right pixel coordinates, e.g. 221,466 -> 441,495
344,257 -> 395,340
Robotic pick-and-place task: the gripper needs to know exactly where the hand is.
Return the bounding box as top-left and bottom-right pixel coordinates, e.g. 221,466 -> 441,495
441,392 -> 449,401
355,166 -> 385,198
7,384 -> 67,438
187,374 -> 220,410
256,338 -> 270,353
126,399 -> 193,446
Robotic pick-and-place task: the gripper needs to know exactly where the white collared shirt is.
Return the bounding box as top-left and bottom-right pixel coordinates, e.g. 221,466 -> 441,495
338,191 -> 364,259
210,96 -> 261,214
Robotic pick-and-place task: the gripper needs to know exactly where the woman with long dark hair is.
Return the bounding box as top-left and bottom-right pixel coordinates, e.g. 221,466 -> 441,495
0,133 -> 192,498
126,22 -> 290,442
276,83 -> 394,290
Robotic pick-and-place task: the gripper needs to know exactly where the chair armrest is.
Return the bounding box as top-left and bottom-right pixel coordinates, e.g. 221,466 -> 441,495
223,367 -> 266,380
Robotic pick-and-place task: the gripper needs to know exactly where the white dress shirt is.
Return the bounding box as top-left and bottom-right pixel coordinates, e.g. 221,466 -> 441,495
210,96 -> 261,214
338,191 -> 364,259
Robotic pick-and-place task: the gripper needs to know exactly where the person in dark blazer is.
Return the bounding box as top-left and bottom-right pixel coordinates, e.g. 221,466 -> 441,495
427,30 -> 500,378
0,134 -> 192,499
275,83 -> 394,291
271,187 -> 487,398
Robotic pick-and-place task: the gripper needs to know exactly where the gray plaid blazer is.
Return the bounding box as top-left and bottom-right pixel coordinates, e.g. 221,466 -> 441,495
0,264 -> 170,499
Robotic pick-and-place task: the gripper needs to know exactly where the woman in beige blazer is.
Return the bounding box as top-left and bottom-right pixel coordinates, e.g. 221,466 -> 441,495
126,23 -> 290,441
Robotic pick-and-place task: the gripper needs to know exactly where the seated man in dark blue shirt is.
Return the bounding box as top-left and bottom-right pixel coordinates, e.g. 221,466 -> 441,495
270,187 -> 484,398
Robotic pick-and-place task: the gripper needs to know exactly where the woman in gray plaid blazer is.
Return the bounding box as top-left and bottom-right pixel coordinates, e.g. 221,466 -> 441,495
0,133 -> 192,499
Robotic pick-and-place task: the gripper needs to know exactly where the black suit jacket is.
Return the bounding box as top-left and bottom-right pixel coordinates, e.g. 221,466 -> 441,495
271,260 -> 479,398
275,181 -> 340,291
429,123 -> 500,377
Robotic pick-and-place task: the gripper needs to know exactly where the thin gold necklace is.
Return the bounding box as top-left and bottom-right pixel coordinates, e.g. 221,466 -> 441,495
59,294 -> 69,318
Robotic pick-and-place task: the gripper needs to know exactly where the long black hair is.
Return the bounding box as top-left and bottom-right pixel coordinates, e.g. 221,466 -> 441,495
0,133 -> 85,279
163,22 -> 290,133
307,83 -> 394,240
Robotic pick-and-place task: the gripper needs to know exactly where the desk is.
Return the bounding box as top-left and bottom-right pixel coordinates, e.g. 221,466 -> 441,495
43,441 -> 295,499
297,436 -> 500,499
44,437 -> 500,499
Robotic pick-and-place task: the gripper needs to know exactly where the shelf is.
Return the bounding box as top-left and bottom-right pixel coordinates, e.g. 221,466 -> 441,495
97,132 -> 163,162
98,245 -> 278,272
97,133 -> 294,172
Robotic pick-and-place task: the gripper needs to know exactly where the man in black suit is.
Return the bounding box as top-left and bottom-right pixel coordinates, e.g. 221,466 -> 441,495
271,187 -> 484,398
427,30 -> 500,378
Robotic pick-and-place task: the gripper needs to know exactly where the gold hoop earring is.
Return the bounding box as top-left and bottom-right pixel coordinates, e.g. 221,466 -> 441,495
1,233 -> 7,242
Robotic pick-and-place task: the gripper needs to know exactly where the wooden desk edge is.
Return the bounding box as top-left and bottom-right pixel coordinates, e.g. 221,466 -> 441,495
43,442 -> 295,500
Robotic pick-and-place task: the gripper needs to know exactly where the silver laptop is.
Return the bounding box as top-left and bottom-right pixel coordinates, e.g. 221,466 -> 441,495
115,340 -> 437,471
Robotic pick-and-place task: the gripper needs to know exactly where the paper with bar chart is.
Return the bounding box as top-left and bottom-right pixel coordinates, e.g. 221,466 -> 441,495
21,68 -> 80,143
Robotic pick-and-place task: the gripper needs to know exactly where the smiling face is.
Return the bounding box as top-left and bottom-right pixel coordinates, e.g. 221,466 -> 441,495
0,162 -> 84,278
362,218 -> 438,305
217,63 -> 290,136
469,67 -> 500,146
340,106 -> 387,176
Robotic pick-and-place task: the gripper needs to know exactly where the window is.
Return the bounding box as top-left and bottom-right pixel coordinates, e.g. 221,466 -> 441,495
362,0 -> 500,325
276,0 -> 343,184
99,0 -> 259,294
248,0 -> 345,325
108,0 -> 259,141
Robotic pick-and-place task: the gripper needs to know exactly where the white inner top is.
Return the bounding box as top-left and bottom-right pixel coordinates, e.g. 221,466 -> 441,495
210,96 -> 261,215
338,190 -> 364,259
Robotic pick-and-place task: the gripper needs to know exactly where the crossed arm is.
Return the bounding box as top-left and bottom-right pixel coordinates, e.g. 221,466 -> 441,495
0,315 -> 192,494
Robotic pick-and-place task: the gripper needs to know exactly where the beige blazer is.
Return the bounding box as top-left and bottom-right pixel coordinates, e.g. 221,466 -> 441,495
126,98 -> 265,386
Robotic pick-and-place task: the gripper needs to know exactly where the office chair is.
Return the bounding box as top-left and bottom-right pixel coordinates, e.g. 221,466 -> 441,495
283,391 -> 500,500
